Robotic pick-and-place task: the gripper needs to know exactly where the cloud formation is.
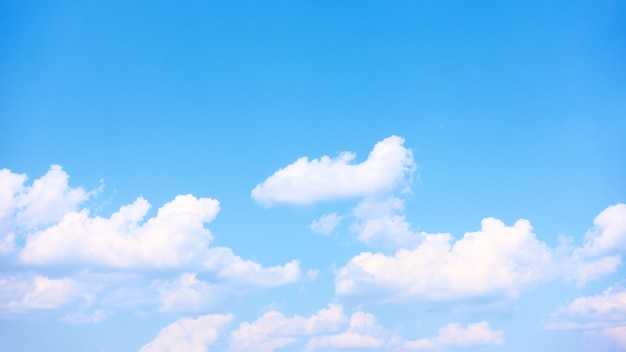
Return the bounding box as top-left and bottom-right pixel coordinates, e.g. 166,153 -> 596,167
336,203 -> 626,302
140,313 -> 235,352
309,212 -> 344,236
251,136 -> 416,205
0,166 -> 304,319
402,322 -> 504,350
546,284 -> 626,350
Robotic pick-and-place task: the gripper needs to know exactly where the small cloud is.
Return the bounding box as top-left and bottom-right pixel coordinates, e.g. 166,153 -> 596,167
251,136 -> 416,206
309,213 -> 343,236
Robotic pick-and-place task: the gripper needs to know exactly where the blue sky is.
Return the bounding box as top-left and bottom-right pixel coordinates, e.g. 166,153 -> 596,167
1,1 -> 625,351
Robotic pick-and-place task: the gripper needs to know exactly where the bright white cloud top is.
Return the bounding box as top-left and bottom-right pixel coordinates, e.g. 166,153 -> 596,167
251,136 -> 416,206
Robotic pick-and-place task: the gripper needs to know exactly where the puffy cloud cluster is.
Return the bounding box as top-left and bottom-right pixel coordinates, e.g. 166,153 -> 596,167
251,136 -> 416,205
0,166 -> 304,320
141,304 -> 504,352
336,203 -> 626,302
336,217 -> 552,300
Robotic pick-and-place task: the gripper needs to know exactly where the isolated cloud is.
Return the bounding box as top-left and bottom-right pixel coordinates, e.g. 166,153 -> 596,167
336,217 -> 552,300
402,322 -> 504,350
309,213 -> 344,236
251,136 -> 416,205
140,313 -> 235,352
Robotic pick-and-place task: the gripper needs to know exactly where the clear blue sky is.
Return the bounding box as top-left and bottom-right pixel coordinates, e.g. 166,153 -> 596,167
1,1 -> 625,351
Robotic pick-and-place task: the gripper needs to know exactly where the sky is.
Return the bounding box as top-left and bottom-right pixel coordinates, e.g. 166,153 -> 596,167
1,1 -> 626,351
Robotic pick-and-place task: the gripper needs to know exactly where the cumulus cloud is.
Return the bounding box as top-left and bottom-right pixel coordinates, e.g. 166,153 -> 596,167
20,194 -> 220,268
229,304 -> 347,352
140,313 -> 234,352
15,189 -> 301,287
563,203 -> 626,286
350,196 -> 422,249
251,136 -> 416,205
336,203 -> 626,302
546,284 -> 626,331
309,213 -> 344,236
0,165 -> 92,231
336,217 -> 552,301
0,166 -> 304,319
546,284 -> 626,350
402,322 -> 504,350
305,311 -> 386,351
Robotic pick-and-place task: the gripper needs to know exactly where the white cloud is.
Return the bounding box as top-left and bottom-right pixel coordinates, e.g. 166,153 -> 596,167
546,284 -> 626,350
61,310 -> 107,324
251,136 -> 416,206
546,284 -> 626,330
16,191 -> 301,288
155,273 -> 219,312
350,196 -> 421,249
140,313 -> 234,352
1,274 -> 93,312
0,165 -> 92,231
402,322 -> 503,350
305,311 -> 386,351
337,203 -> 626,301
309,213 -> 344,236
0,168 -> 27,220
229,304 -> 347,352
577,203 -> 626,257
336,217 -> 552,301
20,194 -> 219,268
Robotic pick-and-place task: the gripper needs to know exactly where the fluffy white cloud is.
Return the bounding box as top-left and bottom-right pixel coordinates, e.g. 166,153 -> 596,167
350,196 -> 421,249
229,304 -> 347,352
309,213 -> 344,236
207,247 -> 302,287
251,136 -> 416,205
336,217 -> 552,300
577,203 -> 626,257
20,194 -> 219,268
337,203 -> 626,301
17,191 -> 301,287
402,322 -> 504,350
140,313 -> 234,352
0,165 -> 92,231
